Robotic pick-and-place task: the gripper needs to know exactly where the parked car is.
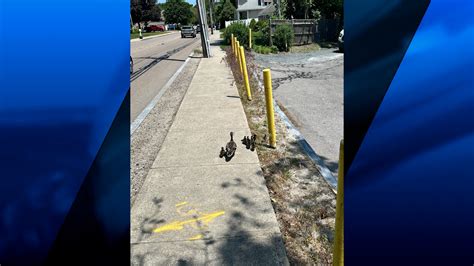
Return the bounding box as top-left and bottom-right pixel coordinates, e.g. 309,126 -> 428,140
145,25 -> 165,32
181,25 -> 196,38
130,56 -> 133,74
196,25 -> 201,33
338,29 -> 344,52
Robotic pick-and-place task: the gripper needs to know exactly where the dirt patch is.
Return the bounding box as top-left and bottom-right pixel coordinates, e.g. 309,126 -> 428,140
224,47 -> 336,265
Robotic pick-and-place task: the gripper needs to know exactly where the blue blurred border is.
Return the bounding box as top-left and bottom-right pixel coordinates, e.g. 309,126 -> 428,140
346,0 -> 474,264
0,0 -> 130,263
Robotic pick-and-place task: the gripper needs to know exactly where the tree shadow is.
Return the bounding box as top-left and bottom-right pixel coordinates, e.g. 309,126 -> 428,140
136,197 -> 165,242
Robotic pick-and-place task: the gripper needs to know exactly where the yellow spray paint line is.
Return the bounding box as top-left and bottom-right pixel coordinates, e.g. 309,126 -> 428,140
188,234 -> 203,241
175,201 -> 188,207
154,211 -> 225,234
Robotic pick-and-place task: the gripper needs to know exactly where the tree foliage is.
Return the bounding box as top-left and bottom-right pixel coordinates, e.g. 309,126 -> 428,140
215,0 -> 236,28
284,0 -> 342,19
131,0 -> 162,27
163,0 -> 194,25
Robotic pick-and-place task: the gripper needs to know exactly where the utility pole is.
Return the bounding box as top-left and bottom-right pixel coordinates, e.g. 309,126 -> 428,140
209,0 -> 214,35
197,0 -> 211,57
277,0 -> 281,18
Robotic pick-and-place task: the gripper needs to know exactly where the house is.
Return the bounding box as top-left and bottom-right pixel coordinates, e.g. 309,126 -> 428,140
236,0 -> 272,19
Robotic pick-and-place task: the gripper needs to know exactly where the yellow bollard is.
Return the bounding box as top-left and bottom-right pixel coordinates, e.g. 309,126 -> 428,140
239,46 -> 252,101
236,42 -> 243,74
249,28 -> 252,49
263,69 -> 276,148
333,140 -> 344,266
234,37 -> 238,57
231,33 -> 234,52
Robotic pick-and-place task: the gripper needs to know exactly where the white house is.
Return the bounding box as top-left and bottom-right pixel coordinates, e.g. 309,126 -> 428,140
236,0 -> 272,19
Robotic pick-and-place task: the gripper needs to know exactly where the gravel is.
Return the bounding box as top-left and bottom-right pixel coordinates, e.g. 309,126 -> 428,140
130,57 -> 201,206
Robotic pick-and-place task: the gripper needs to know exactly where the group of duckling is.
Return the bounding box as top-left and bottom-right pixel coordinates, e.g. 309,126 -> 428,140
219,131 -> 258,161
241,134 -> 257,151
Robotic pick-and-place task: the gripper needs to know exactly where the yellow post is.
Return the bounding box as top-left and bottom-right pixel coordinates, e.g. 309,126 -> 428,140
263,69 -> 276,148
239,46 -> 252,101
236,42 -> 243,73
249,28 -> 252,49
333,140 -> 344,266
234,37 -> 238,57
231,33 -> 234,51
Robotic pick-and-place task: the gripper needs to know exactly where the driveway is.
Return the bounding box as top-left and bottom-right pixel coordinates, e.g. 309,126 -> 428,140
253,48 -> 343,175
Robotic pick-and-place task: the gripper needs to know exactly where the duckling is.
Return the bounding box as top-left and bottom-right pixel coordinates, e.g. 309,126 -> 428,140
219,147 -> 226,158
250,134 -> 257,151
245,136 -> 251,149
241,136 -> 247,145
226,132 -> 237,158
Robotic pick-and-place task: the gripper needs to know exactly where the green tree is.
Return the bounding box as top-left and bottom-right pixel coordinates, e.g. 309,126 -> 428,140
131,0 -> 162,28
163,0 -> 194,25
284,0 -> 342,19
215,0 -> 236,28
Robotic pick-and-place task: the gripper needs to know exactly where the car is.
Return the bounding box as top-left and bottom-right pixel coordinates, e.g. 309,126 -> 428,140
181,25 -> 196,38
130,56 -> 133,74
196,25 -> 201,33
145,25 -> 165,32
338,29 -> 344,52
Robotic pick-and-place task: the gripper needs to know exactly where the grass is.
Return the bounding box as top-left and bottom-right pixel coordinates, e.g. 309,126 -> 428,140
130,31 -> 169,40
290,43 -> 321,53
253,45 -> 278,54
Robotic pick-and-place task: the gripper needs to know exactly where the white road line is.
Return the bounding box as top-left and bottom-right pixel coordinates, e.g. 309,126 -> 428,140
131,52 -> 195,135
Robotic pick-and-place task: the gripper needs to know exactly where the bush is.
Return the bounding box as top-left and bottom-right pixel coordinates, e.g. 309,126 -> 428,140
223,23 -> 249,47
273,24 -> 294,52
249,19 -> 257,31
253,45 -> 278,54
252,30 -> 270,46
255,19 -> 269,32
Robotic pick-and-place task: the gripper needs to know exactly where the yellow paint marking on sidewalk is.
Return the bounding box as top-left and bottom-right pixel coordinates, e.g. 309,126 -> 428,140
175,201 -> 188,207
153,211 -> 225,234
188,234 -> 203,240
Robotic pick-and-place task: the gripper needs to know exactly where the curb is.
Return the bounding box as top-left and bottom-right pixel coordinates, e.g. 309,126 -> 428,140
130,31 -> 176,42
252,71 -> 338,193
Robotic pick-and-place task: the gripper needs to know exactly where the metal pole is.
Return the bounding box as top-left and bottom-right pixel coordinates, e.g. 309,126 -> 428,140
209,0 -> 214,35
263,69 -> 276,148
197,0 -> 211,57
239,46 -> 252,100
333,140 -> 344,266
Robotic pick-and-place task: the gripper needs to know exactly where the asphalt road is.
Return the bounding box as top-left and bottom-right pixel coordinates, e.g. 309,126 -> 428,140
254,49 -> 344,176
131,31 -> 201,121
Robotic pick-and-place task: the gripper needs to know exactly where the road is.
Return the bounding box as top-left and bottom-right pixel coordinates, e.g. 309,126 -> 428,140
254,49 -> 343,176
131,31 -> 201,121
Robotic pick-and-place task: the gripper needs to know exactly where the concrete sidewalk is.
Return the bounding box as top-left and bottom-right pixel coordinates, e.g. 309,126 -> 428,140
131,35 -> 289,265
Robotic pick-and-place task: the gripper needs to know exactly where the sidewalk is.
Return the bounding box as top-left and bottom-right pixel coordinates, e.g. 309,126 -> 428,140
131,34 -> 289,265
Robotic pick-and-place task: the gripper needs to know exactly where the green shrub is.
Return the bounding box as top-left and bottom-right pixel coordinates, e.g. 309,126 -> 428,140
249,19 -> 257,31
270,45 -> 278,53
223,23 -> 249,47
253,45 -> 273,54
252,30 -> 270,46
273,24 -> 294,52
255,19 -> 269,32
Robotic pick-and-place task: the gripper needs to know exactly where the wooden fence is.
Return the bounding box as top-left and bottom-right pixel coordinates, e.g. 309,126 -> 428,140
269,18 -> 341,45
270,19 -> 316,46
